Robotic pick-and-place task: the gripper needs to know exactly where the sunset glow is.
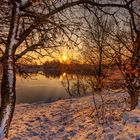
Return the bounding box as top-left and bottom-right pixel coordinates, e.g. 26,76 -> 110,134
62,54 -> 68,62
59,53 -> 70,63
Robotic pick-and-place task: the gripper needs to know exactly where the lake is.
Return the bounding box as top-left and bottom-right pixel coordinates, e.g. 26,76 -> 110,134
0,68 -> 122,104
16,71 -> 93,104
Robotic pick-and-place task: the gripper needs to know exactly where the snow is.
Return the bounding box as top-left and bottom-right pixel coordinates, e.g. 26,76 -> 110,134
7,68 -> 14,92
7,1 -> 20,93
4,89 -> 140,140
9,1 -> 19,53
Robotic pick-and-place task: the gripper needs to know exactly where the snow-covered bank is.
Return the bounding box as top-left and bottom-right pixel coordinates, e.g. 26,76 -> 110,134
5,90 -> 140,140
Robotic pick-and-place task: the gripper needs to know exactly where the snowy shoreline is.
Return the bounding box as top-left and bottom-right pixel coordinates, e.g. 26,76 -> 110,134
5,89 -> 140,140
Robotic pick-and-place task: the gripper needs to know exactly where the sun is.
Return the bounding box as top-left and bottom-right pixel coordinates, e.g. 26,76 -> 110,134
62,54 -> 68,61
59,53 -> 70,63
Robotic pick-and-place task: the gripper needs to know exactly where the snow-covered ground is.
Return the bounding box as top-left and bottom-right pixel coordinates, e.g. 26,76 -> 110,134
5,89 -> 140,140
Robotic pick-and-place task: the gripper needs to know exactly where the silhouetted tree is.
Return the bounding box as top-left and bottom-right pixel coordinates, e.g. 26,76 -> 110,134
82,0 -> 140,110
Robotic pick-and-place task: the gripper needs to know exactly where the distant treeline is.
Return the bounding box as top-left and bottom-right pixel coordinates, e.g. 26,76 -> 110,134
44,61 -> 98,76
16,61 -> 119,76
16,64 -> 42,73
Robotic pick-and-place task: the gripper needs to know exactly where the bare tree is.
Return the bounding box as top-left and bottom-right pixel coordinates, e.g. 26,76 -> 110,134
102,1 -> 140,110
82,0 -> 140,110
82,7 -> 114,75
114,21 -> 140,109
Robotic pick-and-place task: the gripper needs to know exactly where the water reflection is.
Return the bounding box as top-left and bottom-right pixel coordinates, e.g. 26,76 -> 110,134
16,70 -> 97,104
16,72 -> 68,103
61,73 -> 89,97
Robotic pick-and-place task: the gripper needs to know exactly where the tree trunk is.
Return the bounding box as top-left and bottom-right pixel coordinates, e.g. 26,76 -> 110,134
98,46 -> 103,77
0,1 -> 20,138
128,34 -> 140,110
128,87 -> 139,110
0,57 -> 16,138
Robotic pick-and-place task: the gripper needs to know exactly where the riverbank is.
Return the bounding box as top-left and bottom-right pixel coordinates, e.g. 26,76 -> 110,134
5,89 -> 140,140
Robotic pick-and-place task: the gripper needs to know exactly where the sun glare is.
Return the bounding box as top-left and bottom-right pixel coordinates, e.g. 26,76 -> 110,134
62,54 -> 68,61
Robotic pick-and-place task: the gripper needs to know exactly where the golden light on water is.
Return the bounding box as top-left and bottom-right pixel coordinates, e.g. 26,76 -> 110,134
59,72 -> 66,81
63,72 -> 66,76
